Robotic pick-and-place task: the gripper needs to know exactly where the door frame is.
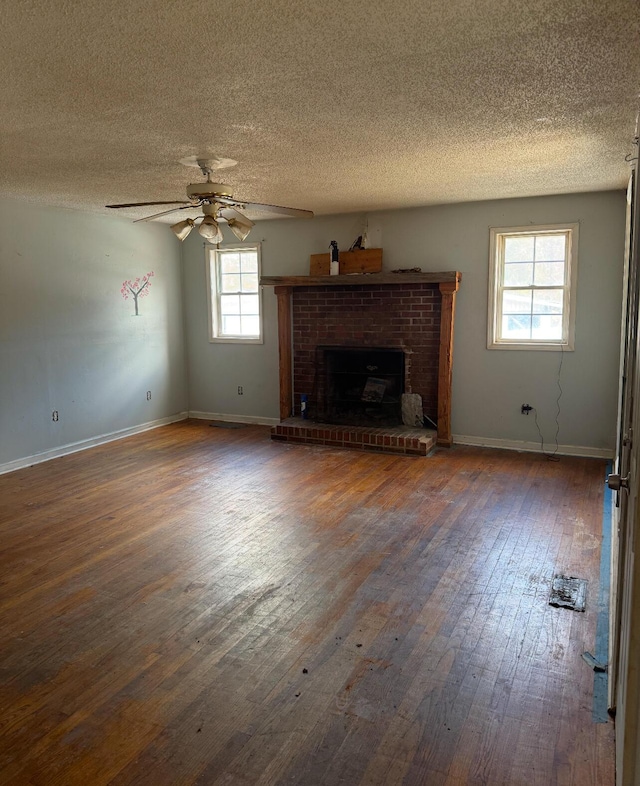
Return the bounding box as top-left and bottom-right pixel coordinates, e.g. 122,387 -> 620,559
612,155 -> 640,786
609,173 -> 637,710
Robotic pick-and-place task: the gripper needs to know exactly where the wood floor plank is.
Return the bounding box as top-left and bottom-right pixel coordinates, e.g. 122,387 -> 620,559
0,421 -> 614,785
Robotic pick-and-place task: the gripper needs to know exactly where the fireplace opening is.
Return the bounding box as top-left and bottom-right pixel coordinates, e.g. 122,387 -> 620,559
317,346 -> 405,427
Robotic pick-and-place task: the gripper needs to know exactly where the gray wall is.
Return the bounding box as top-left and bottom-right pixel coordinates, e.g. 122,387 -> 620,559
183,191 -> 626,453
0,198 -> 187,468
1,190 -> 623,467
183,213 -> 366,420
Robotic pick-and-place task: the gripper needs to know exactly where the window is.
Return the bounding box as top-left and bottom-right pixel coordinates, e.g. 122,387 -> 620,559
207,244 -> 262,343
488,223 -> 578,350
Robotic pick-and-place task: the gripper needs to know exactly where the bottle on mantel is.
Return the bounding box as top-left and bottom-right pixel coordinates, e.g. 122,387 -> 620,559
329,241 -> 339,276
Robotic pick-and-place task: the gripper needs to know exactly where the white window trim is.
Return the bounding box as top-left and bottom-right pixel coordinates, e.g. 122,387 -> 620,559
206,243 -> 263,344
487,222 -> 578,351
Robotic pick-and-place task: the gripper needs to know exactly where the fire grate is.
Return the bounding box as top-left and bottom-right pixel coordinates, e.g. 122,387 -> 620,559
549,575 -> 588,612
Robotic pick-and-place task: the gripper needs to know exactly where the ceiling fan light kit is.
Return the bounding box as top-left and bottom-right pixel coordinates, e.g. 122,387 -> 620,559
227,213 -> 255,241
171,217 -> 196,241
106,157 -> 313,243
198,214 -> 223,243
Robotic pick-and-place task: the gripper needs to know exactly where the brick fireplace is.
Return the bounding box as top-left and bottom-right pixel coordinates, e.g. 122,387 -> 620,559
260,271 -> 461,448
292,283 -> 441,426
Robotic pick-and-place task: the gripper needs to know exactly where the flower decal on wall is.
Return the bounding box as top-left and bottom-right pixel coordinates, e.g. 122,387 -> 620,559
120,271 -> 154,316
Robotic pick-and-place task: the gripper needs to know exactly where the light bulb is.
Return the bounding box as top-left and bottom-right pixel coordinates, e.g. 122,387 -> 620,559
198,215 -> 223,243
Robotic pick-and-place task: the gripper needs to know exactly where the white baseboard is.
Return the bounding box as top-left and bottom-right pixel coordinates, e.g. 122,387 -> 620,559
188,411 -> 280,427
0,412 -> 189,476
3,416 -> 609,475
452,433 -> 613,460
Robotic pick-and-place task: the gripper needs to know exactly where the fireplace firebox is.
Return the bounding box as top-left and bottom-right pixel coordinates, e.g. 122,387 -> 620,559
317,346 -> 405,427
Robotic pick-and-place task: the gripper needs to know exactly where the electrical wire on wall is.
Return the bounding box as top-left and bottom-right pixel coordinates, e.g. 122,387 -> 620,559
532,345 -> 564,461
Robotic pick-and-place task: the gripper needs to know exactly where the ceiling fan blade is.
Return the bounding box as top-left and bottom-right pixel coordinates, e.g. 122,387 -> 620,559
218,206 -> 250,223
106,200 -> 192,208
245,202 -> 313,218
216,195 -> 313,218
133,204 -> 202,223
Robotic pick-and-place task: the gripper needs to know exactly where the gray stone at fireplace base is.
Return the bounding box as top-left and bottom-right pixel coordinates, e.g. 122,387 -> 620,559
402,393 -> 423,428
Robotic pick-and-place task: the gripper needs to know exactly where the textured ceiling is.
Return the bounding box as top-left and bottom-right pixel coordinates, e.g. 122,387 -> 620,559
1,0 -> 639,223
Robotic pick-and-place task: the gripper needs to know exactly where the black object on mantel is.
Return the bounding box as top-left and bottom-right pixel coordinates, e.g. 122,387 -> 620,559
329,241 -> 339,275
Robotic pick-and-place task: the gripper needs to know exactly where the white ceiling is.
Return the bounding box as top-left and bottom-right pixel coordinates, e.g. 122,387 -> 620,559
1,0 -> 639,223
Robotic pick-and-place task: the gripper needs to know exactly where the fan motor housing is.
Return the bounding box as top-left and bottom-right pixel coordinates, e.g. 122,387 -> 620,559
186,182 -> 234,200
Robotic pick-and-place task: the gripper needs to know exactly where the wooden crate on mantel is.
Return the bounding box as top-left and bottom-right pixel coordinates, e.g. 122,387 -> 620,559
309,248 -> 382,276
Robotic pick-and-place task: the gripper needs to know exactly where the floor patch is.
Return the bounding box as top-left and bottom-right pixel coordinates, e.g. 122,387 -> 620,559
549,575 -> 588,611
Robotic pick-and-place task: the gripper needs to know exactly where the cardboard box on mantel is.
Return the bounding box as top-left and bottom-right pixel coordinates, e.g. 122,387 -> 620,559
309,248 -> 383,276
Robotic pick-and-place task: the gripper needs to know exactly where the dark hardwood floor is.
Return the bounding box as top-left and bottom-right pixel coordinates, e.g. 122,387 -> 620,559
0,420 -> 614,785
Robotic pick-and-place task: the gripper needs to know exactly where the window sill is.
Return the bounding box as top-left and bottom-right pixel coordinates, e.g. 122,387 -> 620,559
209,336 -> 264,345
487,340 -> 573,351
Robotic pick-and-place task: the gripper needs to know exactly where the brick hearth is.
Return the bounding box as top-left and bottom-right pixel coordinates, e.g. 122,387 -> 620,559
272,418 -> 437,456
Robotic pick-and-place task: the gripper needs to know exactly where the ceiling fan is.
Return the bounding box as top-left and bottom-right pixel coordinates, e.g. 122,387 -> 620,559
106,158 -> 313,242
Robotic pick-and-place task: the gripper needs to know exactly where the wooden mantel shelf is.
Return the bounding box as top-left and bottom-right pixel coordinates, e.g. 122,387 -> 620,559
260,271 -> 461,288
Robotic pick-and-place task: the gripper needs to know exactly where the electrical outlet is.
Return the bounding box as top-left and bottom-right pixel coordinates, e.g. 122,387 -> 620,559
238,386 -> 243,395
146,390 -> 152,400
52,410 -> 59,422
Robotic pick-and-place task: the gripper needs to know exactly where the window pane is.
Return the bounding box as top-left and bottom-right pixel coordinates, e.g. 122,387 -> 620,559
503,289 -> 532,314
221,273 -> 241,293
505,236 -> 534,262
221,253 -> 240,274
222,315 -> 242,335
534,234 -> 565,262
502,314 -> 531,339
241,273 -> 259,292
491,226 -> 574,348
533,289 -> 563,314
534,261 -> 565,286
212,245 -> 262,341
241,315 -> 260,336
240,294 -> 259,315
220,294 -> 240,315
240,253 -> 258,273
532,314 -> 563,340
504,263 -> 533,287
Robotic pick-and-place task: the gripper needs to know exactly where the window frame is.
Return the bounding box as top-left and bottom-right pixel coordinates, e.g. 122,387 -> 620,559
487,222 -> 578,351
206,242 -> 263,344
